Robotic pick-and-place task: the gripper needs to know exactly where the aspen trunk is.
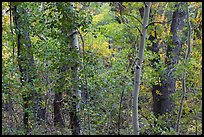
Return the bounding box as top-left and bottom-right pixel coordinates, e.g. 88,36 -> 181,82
69,29 -> 81,135
69,2 -> 81,135
133,2 -> 151,135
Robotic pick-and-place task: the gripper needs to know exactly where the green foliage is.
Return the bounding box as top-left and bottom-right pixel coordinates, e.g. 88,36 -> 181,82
2,2 -> 202,135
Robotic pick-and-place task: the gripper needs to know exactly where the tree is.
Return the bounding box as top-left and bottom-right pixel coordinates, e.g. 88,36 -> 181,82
69,3 -> 81,134
53,78 -> 65,127
132,2 -> 151,135
2,2 -> 202,135
55,2 -> 81,134
151,2 -> 187,129
175,2 -> 191,134
12,2 -> 44,134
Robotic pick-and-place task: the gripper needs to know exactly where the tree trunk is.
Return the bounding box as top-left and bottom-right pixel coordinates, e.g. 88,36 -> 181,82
152,2 -> 187,128
13,4 -> 33,134
133,2 -> 151,135
54,2 -> 81,134
66,2 -> 81,135
54,90 -> 65,127
69,29 -> 81,135
53,64 -> 66,127
12,3 -> 44,134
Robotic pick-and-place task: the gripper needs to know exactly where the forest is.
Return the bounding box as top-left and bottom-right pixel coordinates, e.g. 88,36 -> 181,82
2,2 -> 202,135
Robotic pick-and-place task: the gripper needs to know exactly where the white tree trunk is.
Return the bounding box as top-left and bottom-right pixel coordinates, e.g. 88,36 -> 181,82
70,2 -> 81,135
71,30 -> 81,111
133,2 -> 151,135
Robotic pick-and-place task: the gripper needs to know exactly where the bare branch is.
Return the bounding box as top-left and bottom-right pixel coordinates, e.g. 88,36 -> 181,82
136,26 -> 143,36
145,19 -> 172,29
56,98 -> 66,103
144,2 -> 147,7
36,34 -> 46,41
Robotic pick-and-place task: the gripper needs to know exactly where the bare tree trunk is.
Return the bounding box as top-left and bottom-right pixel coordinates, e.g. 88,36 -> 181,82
133,2 -> 151,135
66,3 -> 81,135
69,29 -> 81,135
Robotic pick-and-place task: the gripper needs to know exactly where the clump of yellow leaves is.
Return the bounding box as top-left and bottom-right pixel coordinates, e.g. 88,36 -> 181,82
176,80 -> 182,89
93,13 -> 105,25
93,41 -> 112,58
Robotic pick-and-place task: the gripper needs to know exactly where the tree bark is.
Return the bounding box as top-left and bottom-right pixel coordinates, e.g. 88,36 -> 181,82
53,64 -> 67,127
69,29 -> 81,135
151,2 -> 187,128
13,4 -> 34,134
133,2 -> 151,135
66,2 -> 81,135
12,3 -> 44,134
54,89 -> 65,127
54,2 -> 81,134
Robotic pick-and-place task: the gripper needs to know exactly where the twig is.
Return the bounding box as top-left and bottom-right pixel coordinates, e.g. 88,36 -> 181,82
145,19 -> 172,29
136,26 -> 143,36
125,14 -> 143,25
123,21 -> 142,36
56,98 -> 65,103
36,34 -> 46,41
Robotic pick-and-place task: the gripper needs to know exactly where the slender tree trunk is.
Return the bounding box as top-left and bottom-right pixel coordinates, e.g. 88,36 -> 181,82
66,3 -> 81,135
69,29 -> 81,135
54,2 -> 81,134
176,2 -> 191,134
79,28 -> 91,135
133,2 -> 151,135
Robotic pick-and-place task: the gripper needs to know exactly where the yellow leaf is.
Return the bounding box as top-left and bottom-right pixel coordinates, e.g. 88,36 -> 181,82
151,30 -> 155,37
176,80 -> 182,89
156,90 -> 162,95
